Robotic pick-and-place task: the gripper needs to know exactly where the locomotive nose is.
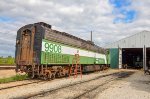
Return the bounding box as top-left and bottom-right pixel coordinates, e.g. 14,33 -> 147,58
16,27 -> 35,66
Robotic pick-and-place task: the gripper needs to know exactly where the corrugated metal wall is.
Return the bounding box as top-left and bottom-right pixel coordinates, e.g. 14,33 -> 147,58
105,31 -> 150,48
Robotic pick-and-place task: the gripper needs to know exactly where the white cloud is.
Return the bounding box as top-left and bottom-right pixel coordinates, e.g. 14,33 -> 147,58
59,6 -> 84,15
0,0 -> 150,56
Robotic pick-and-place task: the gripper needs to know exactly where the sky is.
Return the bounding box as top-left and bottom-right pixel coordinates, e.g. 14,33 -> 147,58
0,0 -> 150,57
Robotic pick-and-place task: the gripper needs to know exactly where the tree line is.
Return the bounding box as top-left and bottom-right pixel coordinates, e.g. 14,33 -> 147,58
0,56 -> 15,65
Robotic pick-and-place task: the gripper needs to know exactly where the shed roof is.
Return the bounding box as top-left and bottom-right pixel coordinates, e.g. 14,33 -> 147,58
104,31 -> 150,48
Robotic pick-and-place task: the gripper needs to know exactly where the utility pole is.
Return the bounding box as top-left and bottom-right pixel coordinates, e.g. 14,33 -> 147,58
91,31 -> 92,42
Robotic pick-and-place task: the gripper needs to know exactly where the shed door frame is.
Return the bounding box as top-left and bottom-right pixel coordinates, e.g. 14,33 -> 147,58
118,48 -> 122,69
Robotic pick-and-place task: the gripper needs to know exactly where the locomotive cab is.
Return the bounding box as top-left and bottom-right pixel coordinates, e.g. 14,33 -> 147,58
15,26 -> 35,71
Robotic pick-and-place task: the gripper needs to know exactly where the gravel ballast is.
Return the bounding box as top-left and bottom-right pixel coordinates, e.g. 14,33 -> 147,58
0,69 -> 119,99
0,69 -> 149,99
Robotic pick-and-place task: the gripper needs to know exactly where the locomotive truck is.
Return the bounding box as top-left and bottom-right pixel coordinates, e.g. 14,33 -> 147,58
15,22 -> 109,79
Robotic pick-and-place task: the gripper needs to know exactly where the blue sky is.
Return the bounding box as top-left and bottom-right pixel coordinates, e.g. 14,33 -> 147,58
0,0 -> 150,57
0,0 -> 137,24
0,16 -> 15,22
109,0 -> 137,23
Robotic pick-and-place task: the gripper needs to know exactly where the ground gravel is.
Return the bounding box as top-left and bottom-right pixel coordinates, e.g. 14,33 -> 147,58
95,70 -> 150,99
0,69 -> 118,99
1,69 -> 148,99
0,69 -> 16,79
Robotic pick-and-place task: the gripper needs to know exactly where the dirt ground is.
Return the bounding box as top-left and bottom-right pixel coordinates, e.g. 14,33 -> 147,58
96,70 -> 150,99
0,69 -> 16,78
0,69 -> 150,99
0,69 -> 119,99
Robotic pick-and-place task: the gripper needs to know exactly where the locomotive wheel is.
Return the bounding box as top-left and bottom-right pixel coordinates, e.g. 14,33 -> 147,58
26,66 -> 33,78
51,74 -> 54,79
51,72 -> 56,79
31,67 -> 35,78
56,71 -> 61,78
15,65 -> 20,72
63,68 -> 69,77
47,71 -> 53,80
43,75 -> 47,80
47,72 -> 52,80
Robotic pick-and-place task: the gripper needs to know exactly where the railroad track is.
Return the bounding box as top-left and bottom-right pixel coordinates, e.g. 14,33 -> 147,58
0,72 -> 117,91
0,80 -> 45,91
0,66 -> 16,70
13,71 -> 134,99
73,72 -> 133,99
73,78 -> 115,99
0,71 -> 119,91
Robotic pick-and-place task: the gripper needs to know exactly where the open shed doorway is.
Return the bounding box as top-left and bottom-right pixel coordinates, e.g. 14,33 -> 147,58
146,48 -> 150,70
122,48 -> 143,69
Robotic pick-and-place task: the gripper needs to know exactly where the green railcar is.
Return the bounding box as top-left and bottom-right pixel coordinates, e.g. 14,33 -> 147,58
41,39 -> 106,65
15,22 -> 108,79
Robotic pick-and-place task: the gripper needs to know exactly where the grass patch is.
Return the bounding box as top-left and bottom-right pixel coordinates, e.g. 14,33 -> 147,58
0,74 -> 28,84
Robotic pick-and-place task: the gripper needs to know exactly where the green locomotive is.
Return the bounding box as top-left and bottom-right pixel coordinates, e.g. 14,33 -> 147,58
15,22 -> 108,79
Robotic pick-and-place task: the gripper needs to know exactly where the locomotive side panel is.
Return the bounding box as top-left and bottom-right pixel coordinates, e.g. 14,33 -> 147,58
41,39 -> 106,65
33,24 -> 45,65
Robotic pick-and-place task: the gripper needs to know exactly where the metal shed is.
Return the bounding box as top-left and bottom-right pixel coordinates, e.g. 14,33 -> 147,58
105,31 -> 150,71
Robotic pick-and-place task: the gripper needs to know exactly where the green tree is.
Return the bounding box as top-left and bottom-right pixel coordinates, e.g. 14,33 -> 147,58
0,56 -> 15,65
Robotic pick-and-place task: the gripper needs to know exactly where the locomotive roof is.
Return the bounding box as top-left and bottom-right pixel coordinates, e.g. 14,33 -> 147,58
35,22 -> 101,49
